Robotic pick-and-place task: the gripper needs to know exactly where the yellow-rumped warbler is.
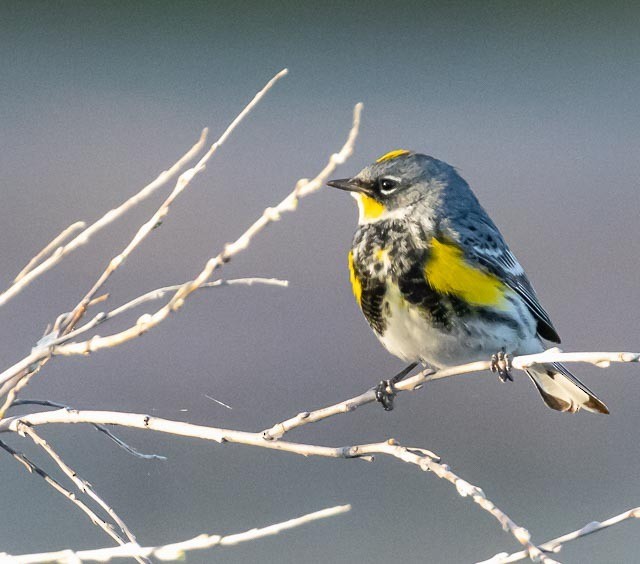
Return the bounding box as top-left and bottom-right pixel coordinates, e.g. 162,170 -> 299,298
328,149 -> 608,414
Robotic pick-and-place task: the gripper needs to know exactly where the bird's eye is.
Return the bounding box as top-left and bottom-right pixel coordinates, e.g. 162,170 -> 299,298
379,178 -> 399,194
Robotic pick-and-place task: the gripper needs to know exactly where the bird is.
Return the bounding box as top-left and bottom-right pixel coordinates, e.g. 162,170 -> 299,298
327,149 -> 608,414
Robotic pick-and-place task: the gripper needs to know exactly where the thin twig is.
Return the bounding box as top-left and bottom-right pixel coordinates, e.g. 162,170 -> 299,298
91,424 -> 167,461
13,221 -> 86,283
10,399 -> 166,460
54,277 -> 288,345
0,278 -> 287,410
479,506 -> 640,563
0,372 -> 43,427
0,130 -> 208,308
60,69 -> 289,335
16,423 -> 149,564
0,101 -> 361,400
0,504 -> 351,563
48,101 -> 362,358
0,439 -> 128,550
0,126 -> 209,414
0,71 -> 292,417
107,277 -> 288,319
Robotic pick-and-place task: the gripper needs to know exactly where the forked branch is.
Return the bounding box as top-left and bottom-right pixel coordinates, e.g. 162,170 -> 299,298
0,96 -> 362,419
480,506 -> 640,563
0,407 -> 563,561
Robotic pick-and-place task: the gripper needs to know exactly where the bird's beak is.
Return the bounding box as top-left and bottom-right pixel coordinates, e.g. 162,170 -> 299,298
327,178 -> 375,197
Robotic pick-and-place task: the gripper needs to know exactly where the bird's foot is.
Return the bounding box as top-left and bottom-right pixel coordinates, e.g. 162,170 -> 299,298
375,380 -> 396,411
375,362 -> 418,411
490,350 -> 513,382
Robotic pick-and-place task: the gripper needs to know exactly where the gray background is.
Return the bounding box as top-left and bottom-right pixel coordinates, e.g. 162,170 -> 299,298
1,1 -> 639,562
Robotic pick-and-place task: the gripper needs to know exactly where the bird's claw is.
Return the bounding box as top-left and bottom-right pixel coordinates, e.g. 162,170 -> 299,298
374,362 -> 418,411
490,350 -> 513,382
375,379 -> 397,411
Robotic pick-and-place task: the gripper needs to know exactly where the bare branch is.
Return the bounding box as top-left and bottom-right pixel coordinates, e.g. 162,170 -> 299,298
17,423 -> 148,564
11,399 -> 166,460
353,441 -> 555,562
0,347 -> 634,559
0,130 -> 208,308
60,69 -> 289,334
13,221 -> 87,283
0,102 -> 362,386
0,504 -> 351,563
0,439 -> 129,550
0,372 -> 43,425
480,506 -> 640,563
0,410 -> 553,561
106,277 -> 288,319
56,277 -> 288,345
4,348 -> 633,561
263,349 -> 639,439
0,409 -> 345,458
0,70 -> 292,416
422,349 -> 640,384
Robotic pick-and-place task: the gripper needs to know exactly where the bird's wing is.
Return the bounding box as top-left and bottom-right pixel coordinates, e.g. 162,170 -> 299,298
443,215 -> 561,343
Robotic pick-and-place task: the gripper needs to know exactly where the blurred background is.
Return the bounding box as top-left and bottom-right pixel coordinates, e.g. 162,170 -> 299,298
0,1 -> 638,562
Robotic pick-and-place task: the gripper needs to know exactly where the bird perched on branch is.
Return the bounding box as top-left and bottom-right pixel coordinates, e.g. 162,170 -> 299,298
328,150 -> 608,414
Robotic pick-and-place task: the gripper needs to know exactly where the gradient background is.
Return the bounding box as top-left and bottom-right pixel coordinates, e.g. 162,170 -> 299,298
0,1 -> 638,562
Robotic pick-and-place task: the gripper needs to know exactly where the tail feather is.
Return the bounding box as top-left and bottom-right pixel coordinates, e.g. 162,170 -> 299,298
525,362 -> 609,414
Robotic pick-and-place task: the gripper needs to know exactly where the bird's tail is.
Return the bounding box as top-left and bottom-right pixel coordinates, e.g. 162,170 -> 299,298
525,362 -> 609,414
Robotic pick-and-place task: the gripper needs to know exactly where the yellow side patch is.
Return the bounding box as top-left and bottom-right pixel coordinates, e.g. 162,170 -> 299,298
425,239 -> 506,307
348,251 -> 362,306
376,149 -> 411,163
355,193 -> 385,219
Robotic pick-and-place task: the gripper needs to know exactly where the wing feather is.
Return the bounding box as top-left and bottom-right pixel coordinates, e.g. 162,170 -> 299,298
443,215 -> 561,343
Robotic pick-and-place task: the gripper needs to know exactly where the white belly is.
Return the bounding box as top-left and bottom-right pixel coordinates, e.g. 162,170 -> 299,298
377,283 -> 538,368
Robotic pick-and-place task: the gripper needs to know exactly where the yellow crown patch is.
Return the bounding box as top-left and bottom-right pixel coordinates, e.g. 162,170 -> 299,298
376,149 -> 411,163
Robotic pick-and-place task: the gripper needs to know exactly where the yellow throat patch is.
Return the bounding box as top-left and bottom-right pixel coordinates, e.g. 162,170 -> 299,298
348,251 -> 362,306
376,149 -> 411,163
354,193 -> 385,220
425,239 -> 506,307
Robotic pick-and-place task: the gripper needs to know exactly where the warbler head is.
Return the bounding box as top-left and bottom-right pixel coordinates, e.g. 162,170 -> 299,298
328,149 -> 469,224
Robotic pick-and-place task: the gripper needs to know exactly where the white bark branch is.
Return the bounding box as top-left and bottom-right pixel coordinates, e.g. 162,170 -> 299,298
0,504 -> 351,563
263,350 -> 639,440
50,101 -> 363,359
17,423 -> 148,564
55,277 -> 288,346
0,409 -> 555,561
1,348 -> 634,561
0,100 -> 362,412
11,400 -> 166,460
422,349 -> 640,384
359,441 -> 555,562
0,439 -> 130,552
479,506 -> 640,563
0,70 -> 292,417
0,130 -> 208,308
59,69 -> 289,335
13,221 -> 87,283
